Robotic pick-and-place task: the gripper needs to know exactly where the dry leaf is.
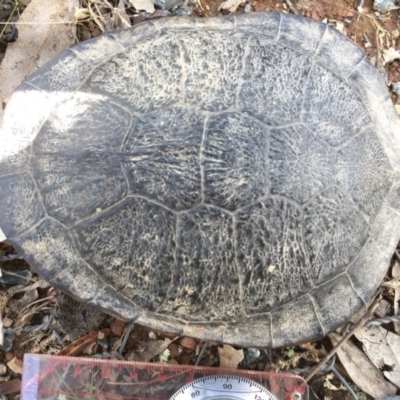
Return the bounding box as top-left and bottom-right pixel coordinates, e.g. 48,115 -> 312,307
0,0 -> 78,120
0,379 -> 21,395
356,326 -> 400,388
218,0 -> 244,12
117,0 -> 131,28
6,358 -> 23,374
129,0 -> 155,13
218,344 -> 244,369
58,329 -> 110,357
330,333 -> 397,398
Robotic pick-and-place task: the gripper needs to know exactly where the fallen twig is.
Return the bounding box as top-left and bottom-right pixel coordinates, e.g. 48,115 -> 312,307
305,297 -> 381,382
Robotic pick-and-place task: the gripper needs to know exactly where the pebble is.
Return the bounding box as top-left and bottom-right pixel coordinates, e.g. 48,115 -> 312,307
181,337 -> 198,351
374,0 -> 400,13
2,317 -> 13,328
241,348 -> 260,366
5,352 -> 14,362
0,330 -> 15,353
0,363 -> 7,376
393,82 -> 400,96
148,331 -> 157,340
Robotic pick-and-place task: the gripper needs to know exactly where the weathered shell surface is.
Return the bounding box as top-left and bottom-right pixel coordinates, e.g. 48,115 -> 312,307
1,13 -> 400,347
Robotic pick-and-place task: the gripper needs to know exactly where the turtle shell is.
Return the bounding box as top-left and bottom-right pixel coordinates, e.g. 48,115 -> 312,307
1,13 -> 400,348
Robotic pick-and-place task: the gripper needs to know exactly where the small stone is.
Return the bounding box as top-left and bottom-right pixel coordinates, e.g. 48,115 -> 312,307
241,348 -> 260,366
98,331 -> 106,340
0,330 -> 15,353
7,357 -> 22,375
0,363 -> 7,376
391,28 -> 400,39
345,10 -> 354,17
2,317 -> 13,328
5,353 -> 13,362
110,319 -> 126,337
148,331 -> 157,340
393,82 -> 400,96
168,342 -> 180,359
181,337 -> 198,351
374,298 -> 391,318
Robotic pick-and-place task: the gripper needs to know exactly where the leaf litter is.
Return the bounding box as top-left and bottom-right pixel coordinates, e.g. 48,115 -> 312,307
1,0 -> 400,399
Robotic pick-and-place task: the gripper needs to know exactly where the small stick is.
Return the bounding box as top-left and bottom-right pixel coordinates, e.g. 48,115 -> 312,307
305,297 -> 381,382
284,0 -> 298,15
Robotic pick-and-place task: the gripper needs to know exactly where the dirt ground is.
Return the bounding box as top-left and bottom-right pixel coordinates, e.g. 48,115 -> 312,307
1,0 -> 400,399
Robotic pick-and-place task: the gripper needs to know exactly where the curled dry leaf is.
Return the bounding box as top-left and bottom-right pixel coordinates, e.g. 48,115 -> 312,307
58,328 -> 111,357
218,0 -> 244,13
356,326 -> 400,388
330,332 -> 397,398
218,344 -> 244,369
129,0 -> 155,13
0,0 -> 78,120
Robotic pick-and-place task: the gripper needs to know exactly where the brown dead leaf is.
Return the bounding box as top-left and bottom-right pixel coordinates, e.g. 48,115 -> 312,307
0,379 -> 21,395
6,358 -> 22,375
0,0 -> 78,120
356,326 -> 400,388
58,328 -> 110,357
218,345 -> 244,369
330,332 -> 397,398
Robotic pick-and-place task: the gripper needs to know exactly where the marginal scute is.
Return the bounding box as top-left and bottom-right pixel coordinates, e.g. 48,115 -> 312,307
269,125 -> 335,203
279,13 -> 326,56
236,197 -> 312,314
304,187 -> 370,284
89,285 -> 141,321
348,206 -> 400,302
271,296 -> 324,348
82,34 -> 181,113
234,12 -> 281,40
0,174 -> 45,238
74,197 -> 176,311
238,37 -> 311,125
27,50 -> 92,92
180,32 -> 246,111
0,84 -> 54,176
122,107 -> 203,211
314,25 -> 365,78
337,128 -> 394,221
203,112 -> 268,210
302,65 -> 370,147
13,218 -> 100,301
311,275 -> 364,333
160,205 -> 241,320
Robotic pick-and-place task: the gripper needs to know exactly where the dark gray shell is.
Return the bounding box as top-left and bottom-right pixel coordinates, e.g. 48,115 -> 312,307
1,12 -> 400,348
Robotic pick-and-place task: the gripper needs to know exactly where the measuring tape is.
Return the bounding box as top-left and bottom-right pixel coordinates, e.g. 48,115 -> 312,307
21,354 -> 308,400
170,375 -> 278,400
